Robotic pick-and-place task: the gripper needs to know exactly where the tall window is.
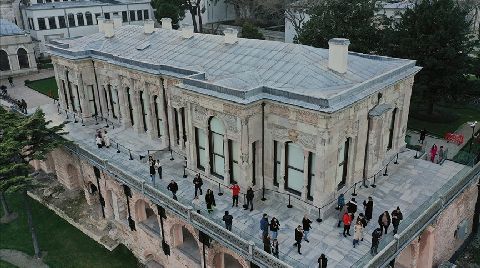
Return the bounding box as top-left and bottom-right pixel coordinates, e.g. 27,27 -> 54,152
286,143 -> 304,194
307,153 -> 316,201
61,80 -> 69,109
129,10 -> 136,21
229,140 -> 240,183
68,83 -> 76,112
273,140 -> 282,186
140,90 -> 147,132
337,138 -> 350,189
104,12 -> 110,19
153,96 -> 164,138
67,13 -> 75,27
87,85 -> 97,116
48,17 -> 56,29
387,108 -> 397,150
0,50 -> 10,71
126,87 -> 134,125
17,48 -> 29,69
38,18 -> 46,30
196,128 -> 206,170
174,109 -> 180,144
85,12 -> 93,25
75,85 -> 82,113
137,10 -> 143,21
209,117 -> 225,178
77,13 -> 85,26
28,18 -> 34,29
144,10 -> 149,20
122,11 -> 128,22
58,16 -> 66,28
107,85 -> 116,118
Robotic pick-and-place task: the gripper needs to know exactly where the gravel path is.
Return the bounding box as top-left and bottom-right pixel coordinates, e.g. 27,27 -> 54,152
0,249 -> 49,268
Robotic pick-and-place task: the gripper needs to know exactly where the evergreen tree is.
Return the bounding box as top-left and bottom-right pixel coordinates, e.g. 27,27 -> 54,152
241,22 -> 265,40
0,107 -> 68,258
151,0 -> 187,28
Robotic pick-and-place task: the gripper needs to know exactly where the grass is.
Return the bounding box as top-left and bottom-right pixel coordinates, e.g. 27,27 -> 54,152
24,77 -> 58,100
452,130 -> 480,165
0,260 -> 17,268
0,192 -> 140,268
408,103 -> 480,137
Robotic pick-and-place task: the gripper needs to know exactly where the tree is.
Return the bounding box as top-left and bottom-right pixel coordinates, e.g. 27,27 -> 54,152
384,0 -> 478,114
0,107 -> 68,258
295,0 -> 380,54
241,22 -> 265,39
151,0 -> 186,28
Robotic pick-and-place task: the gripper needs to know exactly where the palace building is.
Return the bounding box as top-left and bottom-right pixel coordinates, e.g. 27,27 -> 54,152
28,19 -> 480,268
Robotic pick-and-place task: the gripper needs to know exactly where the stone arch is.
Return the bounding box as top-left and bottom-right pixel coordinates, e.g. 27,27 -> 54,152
17,47 -> 29,69
104,180 -> 128,223
0,50 -> 10,71
64,163 -> 81,189
212,252 -> 245,268
170,223 -> 201,265
134,198 -> 160,233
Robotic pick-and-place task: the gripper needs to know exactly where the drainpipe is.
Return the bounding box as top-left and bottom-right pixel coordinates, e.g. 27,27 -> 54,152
261,102 -> 266,201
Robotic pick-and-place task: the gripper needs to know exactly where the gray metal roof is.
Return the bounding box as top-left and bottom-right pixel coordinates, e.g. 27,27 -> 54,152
0,19 -> 24,36
47,25 -> 421,112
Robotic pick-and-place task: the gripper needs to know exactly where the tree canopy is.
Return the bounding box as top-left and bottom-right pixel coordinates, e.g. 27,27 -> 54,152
241,22 -> 265,39
151,0 -> 186,28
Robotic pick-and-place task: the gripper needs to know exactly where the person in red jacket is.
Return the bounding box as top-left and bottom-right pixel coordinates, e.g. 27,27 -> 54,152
343,212 -> 352,237
229,183 -> 240,207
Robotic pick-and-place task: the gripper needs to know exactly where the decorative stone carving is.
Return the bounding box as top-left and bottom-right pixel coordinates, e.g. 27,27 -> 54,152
297,133 -> 316,150
296,109 -> 319,125
220,114 -> 238,132
193,105 -> 208,125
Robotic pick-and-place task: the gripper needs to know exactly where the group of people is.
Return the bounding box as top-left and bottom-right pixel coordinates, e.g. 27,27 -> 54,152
149,156 -> 163,186
419,129 -> 445,164
95,129 -> 110,148
337,194 -> 403,255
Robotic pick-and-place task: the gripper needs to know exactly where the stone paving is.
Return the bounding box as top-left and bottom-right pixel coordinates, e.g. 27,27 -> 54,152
3,80 -> 469,267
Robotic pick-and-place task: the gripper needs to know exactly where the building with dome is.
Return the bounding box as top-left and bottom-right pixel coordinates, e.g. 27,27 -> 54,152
0,19 -> 37,79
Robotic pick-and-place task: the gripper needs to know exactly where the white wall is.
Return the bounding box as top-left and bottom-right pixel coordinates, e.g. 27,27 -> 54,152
179,0 -> 236,27
284,10 -> 309,43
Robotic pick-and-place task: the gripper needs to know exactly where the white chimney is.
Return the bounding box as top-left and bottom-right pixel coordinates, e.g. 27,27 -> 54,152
328,38 -> 350,74
144,19 -> 154,34
181,24 -> 194,39
112,15 -> 122,28
224,28 -> 238,44
97,16 -> 105,33
104,19 -> 114,38
161,18 -> 172,30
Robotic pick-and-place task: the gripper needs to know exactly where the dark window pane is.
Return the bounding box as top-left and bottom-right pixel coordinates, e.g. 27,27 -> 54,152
104,13 -> 110,19
38,18 -> 46,30
58,16 -> 66,28
48,17 -> 56,29
77,13 -> 84,26
85,12 -> 93,25
68,13 -> 75,27
129,10 -> 135,21
122,11 -> 128,22
144,10 -> 149,20
137,10 -> 143,20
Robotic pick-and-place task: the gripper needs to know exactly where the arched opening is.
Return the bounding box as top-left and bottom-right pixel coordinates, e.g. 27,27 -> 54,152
209,117 -> 225,179
67,13 -> 75,27
85,12 -> 93,25
0,50 -> 10,71
88,182 -> 98,194
134,199 -> 160,234
145,254 -> 164,268
172,225 -> 201,264
213,252 -> 243,268
17,48 -> 29,69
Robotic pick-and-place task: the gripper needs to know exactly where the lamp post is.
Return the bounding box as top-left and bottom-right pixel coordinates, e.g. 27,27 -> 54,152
468,121 -> 477,154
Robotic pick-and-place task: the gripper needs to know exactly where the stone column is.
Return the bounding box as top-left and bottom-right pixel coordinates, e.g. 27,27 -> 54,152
143,86 -> 153,136
98,83 -> 108,119
178,108 -> 185,149
418,226 -> 435,268
105,85 -> 114,121
28,51 -> 37,70
279,141 -> 286,192
167,106 -> 176,147
159,79 -> 169,147
204,125 -> 211,176
240,119 -> 250,188
410,238 -> 420,268
7,54 -> 19,71
77,73 -> 89,118
302,150 -> 309,200
132,87 -> 143,133
224,137 -> 230,185
64,79 -> 73,113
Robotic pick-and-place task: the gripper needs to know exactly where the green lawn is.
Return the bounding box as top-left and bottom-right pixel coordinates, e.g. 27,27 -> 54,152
0,260 -> 17,268
0,192 -> 139,268
408,104 -> 480,137
25,77 -> 58,100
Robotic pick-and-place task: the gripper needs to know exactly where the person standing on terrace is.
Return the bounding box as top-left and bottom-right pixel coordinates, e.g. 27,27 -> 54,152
205,189 -> 216,213
294,225 -> 303,254
391,207 -> 403,234
270,217 -> 280,239
245,187 -> 254,211
167,180 -> 178,200
229,182 -> 240,207
260,214 -> 269,238
193,174 -> 203,198
363,196 -> 374,222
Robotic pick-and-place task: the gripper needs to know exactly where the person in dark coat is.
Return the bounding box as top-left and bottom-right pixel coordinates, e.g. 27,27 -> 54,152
272,239 -> 279,258
167,180 -> 178,200
293,225 -> 303,254
156,160 -> 162,180
263,235 -> 271,254
193,174 -> 203,198
222,211 -> 233,231
337,193 -> 345,210
318,254 -> 328,268
8,76 -> 14,87
20,99 -> 27,113
378,211 -> 391,234
270,217 -> 280,239
371,228 -> 383,255
149,161 -> 156,181
363,196 -> 374,222
302,214 -> 312,243
391,207 -> 403,234
245,187 -> 254,211
347,198 -> 358,215
419,129 -> 427,144
205,189 -> 216,213
260,213 -> 269,238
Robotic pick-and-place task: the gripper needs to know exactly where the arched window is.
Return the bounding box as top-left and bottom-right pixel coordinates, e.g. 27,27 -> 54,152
17,48 -> 29,69
209,117 -> 225,178
172,225 -> 201,264
67,13 -> 75,27
77,13 -> 85,26
85,12 -> 93,25
0,50 -> 10,71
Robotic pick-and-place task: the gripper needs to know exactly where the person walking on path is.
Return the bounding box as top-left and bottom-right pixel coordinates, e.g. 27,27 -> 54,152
430,144 -> 438,162
272,239 -> 279,258
318,254 -> 328,268
353,220 -> 363,248
293,225 -> 303,254
343,212 -> 352,237
391,207 -> 403,234
96,134 -> 103,148
229,183 -> 240,207
155,160 -> 162,181
347,198 -> 358,215
338,205 -> 348,227
260,213 -> 269,238
149,159 -> 156,182
222,211 -> 233,231
337,193 -> 345,210
20,99 -> 27,113
357,213 -> 367,241
103,131 -> 110,148
363,196 -> 374,222
167,180 -> 178,200
205,189 -> 216,213
8,76 -> 14,87
193,174 -> 203,198
263,234 -> 272,254
245,187 -> 254,211
438,146 -> 445,163
302,214 -> 312,243
371,228 -> 383,255
270,217 -> 280,239
378,211 -> 391,234
419,129 -> 427,144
